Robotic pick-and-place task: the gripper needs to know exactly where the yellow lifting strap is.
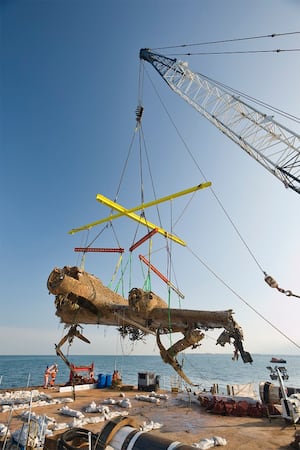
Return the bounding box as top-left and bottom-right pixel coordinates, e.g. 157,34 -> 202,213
108,253 -> 124,289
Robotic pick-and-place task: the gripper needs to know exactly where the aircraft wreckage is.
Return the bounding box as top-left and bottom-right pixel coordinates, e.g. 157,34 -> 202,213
47,265 -> 253,385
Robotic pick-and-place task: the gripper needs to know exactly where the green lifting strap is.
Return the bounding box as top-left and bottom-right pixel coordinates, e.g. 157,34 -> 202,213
110,254 -> 131,297
143,272 -> 152,292
167,286 -> 173,346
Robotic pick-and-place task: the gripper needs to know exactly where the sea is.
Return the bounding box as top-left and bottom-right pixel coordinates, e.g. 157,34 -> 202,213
0,354 -> 299,394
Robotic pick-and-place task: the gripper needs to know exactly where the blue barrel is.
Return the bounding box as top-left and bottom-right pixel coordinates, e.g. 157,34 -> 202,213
106,374 -> 112,387
97,374 -> 106,388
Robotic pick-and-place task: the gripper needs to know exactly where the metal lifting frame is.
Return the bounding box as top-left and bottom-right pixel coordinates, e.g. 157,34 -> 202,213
140,49 -> 300,194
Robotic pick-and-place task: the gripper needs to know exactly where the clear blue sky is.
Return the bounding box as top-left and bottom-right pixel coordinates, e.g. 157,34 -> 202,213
1,0 -> 300,358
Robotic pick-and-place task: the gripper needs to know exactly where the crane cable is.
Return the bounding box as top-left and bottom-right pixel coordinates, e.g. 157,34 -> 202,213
187,245 -> 300,351
170,48 -> 300,56
143,63 -> 264,272
79,63 -> 149,291
141,61 -> 300,349
136,65 -> 184,351
105,60 -> 179,296
152,30 -> 300,50
152,32 -> 300,125
136,76 -> 185,310
142,59 -> 300,302
194,72 -> 300,125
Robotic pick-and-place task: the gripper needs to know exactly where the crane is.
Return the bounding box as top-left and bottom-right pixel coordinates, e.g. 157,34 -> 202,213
140,48 -> 300,194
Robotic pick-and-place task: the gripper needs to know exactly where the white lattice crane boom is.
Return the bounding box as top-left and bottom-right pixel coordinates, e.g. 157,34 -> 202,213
140,48 -> 300,194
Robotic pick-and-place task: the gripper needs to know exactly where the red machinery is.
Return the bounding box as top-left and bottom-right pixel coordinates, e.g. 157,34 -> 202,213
68,362 -> 96,385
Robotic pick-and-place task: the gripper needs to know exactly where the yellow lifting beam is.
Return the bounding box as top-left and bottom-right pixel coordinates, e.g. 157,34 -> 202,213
69,181 -> 211,246
96,194 -> 185,245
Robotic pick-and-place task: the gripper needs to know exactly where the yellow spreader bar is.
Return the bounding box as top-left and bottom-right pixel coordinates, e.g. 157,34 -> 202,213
96,195 -> 186,246
69,182 -> 211,245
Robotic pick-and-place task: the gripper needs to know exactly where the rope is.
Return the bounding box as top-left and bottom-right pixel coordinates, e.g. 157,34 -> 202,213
170,48 -> 300,56
143,61 -> 300,309
152,31 -> 300,50
142,59 -> 300,351
190,71 -> 300,124
187,245 -> 300,350
143,64 -> 266,275
76,113 -> 142,290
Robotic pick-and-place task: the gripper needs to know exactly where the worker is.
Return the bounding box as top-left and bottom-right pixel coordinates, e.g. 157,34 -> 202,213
155,374 -> 160,391
112,370 -> 122,387
49,364 -> 58,388
43,366 -> 50,389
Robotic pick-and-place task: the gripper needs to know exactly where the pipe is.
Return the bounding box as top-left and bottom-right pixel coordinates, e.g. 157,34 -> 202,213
107,426 -> 194,449
101,417 -> 196,450
57,417 -> 196,450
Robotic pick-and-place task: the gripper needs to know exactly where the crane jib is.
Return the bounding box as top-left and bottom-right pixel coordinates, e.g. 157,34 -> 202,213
140,48 -> 300,194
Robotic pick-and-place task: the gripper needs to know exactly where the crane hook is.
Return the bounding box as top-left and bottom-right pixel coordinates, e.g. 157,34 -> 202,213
264,272 -> 300,298
135,105 -> 144,123
264,272 -> 279,289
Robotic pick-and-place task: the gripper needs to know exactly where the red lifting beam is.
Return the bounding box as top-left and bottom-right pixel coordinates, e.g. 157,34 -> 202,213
139,254 -> 185,299
74,247 -> 124,253
129,228 -> 158,252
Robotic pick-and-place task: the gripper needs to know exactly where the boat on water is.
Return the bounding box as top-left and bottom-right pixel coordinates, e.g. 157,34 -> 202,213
270,357 -> 287,364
